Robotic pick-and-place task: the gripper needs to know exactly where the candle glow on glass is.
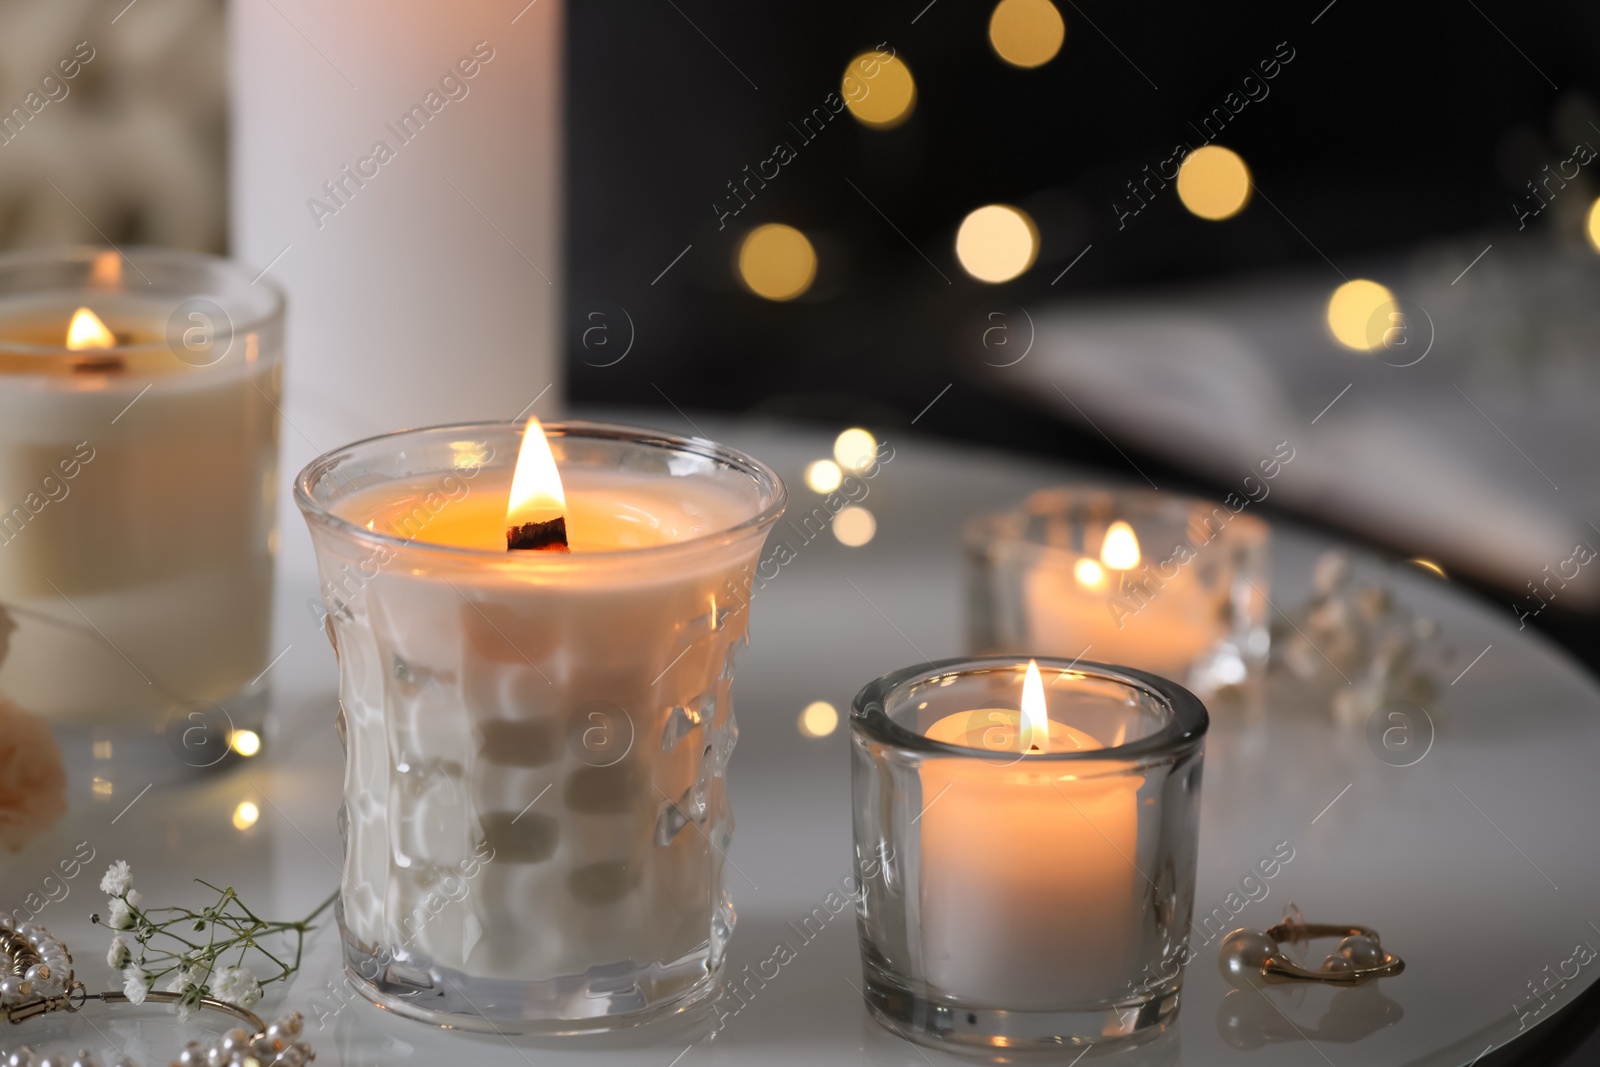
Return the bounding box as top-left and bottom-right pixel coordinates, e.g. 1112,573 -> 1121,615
65,307 -> 115,350
1072,557 -> 1106,589
1100,520 -> 1141,569
505,415 -> 568,530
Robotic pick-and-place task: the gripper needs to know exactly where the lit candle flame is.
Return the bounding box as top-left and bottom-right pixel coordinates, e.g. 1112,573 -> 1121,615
1022,658 -> 1048,754
1100,520 -> 1141,570
506,414 -> 567,530
66,307 -> 116,350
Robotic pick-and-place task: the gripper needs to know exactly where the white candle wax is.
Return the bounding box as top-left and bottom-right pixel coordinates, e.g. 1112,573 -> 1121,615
325,467 -> 763,985
919,708 -> 1142,1007
0,296 -> 278,726
1023,557 -> 1218,679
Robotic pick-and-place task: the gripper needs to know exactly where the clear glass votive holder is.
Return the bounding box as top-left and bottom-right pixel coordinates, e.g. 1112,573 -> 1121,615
851,656 -> 1208,1051
296,420 -> 784,1033
965,487 -> 1271,701
0,246 -> 283,767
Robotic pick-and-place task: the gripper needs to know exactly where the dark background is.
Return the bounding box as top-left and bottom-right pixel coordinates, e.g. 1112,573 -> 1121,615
566,0 -> 1600,760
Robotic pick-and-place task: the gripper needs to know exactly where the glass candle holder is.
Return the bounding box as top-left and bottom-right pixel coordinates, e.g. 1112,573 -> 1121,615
0,246 -> 283,760
850,656 -> 1208,1052
296,420 -> 785,1033
965,487 -> 1270,700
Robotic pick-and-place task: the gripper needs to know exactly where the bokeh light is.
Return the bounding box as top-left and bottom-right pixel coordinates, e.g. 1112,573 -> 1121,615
229,729 -> 262,757
834,428 -> 878,471
798,700 -> 840,738
1176,146 -> 1252,221
955,204 -> 1039,283
738,223 -> 817,301
233,801 -> 260,830
805,459 -> 843,493
989,0 -> 1065,68
1587,197 -> 1600,253
1326,278 -> 1397,351
843,50 -> 916,129
833,506 -> 877,546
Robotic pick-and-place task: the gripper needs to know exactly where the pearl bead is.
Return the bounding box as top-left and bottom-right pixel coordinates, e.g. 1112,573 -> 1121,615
24,965 -> 49,985
0,977 -> 25,1005
282,1012 -> 304,1036
70,1052 -> 99,1067
8,1049 -> 40,1067
1336,934 -> 1384,968
1217,929 -> 1278,986
1320,953 -> 1355,973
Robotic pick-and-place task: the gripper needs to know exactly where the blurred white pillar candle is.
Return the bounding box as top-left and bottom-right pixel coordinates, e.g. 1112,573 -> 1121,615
919,661 -> 1140,1006
0,247 -> 282,731
297,419 -> 785,1030
231,0 -> 564,442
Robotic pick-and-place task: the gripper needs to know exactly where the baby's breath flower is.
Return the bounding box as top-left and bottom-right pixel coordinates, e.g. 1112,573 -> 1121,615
122,966 -> 150,1006
107,935 -> 131,969
211,965 -> 263,1008
106,898 -> 134,930
99,860 -> 132,896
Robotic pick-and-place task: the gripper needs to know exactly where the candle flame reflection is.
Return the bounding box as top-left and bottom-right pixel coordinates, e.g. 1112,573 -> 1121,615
506,415 -> 567,530
1022,659 -> 1048,754
66,307 -> 116,350
1100,521 -> 1141,570
88,250 -> 122,291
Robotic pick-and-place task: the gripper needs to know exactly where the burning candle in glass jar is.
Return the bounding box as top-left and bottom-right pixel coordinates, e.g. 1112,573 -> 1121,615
0,248 -> 282,733
918,660 -> 1141,1007
302,417 -> 785,1027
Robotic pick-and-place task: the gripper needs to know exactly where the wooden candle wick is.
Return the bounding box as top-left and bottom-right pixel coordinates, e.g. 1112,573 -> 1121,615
507,516 -> 569,552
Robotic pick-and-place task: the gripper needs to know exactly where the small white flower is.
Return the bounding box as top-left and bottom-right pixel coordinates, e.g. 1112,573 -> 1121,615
122,966 -> 149,1006
100,860 -> 133,897
164,964 -> 203,994
125,889 -> 142,909
106,898 -> 134,930
211,965 -> 263,1008
107,935 -> 131,969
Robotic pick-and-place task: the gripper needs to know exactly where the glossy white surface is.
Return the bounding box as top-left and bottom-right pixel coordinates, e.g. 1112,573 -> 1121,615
4,417 -> 1596,1066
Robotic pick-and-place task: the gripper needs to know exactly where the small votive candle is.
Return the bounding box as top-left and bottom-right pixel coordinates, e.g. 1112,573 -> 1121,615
297,419 -> 785,1032
850,656 -> 1207,1051
0,246 -> 282,747
965,487 -> 1271,700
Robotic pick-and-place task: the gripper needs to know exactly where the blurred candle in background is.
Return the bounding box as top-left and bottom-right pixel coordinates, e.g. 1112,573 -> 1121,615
230,0 -> 564,450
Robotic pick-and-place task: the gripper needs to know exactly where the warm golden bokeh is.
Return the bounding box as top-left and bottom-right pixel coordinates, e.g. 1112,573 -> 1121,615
989,0 -> 1065,68
1176,146 -> 1252,220
798,700 -> 840,738
833,428 -> 878,471
955,204 -> 1039,283
738,223 -> 817,301
833,505 -> 877,546
1326,278 -> 1397,351
805,458 -> 843,493
1587,197 -> 1600,253
843,50 -> 916,128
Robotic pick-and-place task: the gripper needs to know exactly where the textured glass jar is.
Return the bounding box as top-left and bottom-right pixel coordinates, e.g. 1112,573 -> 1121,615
296,420 -> 784,1032
851,656 -> 1207,1051
0,246 -> 282,763
965,487 -> 1270,701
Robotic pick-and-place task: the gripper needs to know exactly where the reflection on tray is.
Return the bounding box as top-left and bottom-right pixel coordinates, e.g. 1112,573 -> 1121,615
1217,982 -> 1404,1048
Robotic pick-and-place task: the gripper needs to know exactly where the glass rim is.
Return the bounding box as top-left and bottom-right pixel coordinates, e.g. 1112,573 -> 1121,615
0,244 -> 286,358
963,485 -> 1269,559
851,655 -> 1208,762
294,418 -> 788,564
